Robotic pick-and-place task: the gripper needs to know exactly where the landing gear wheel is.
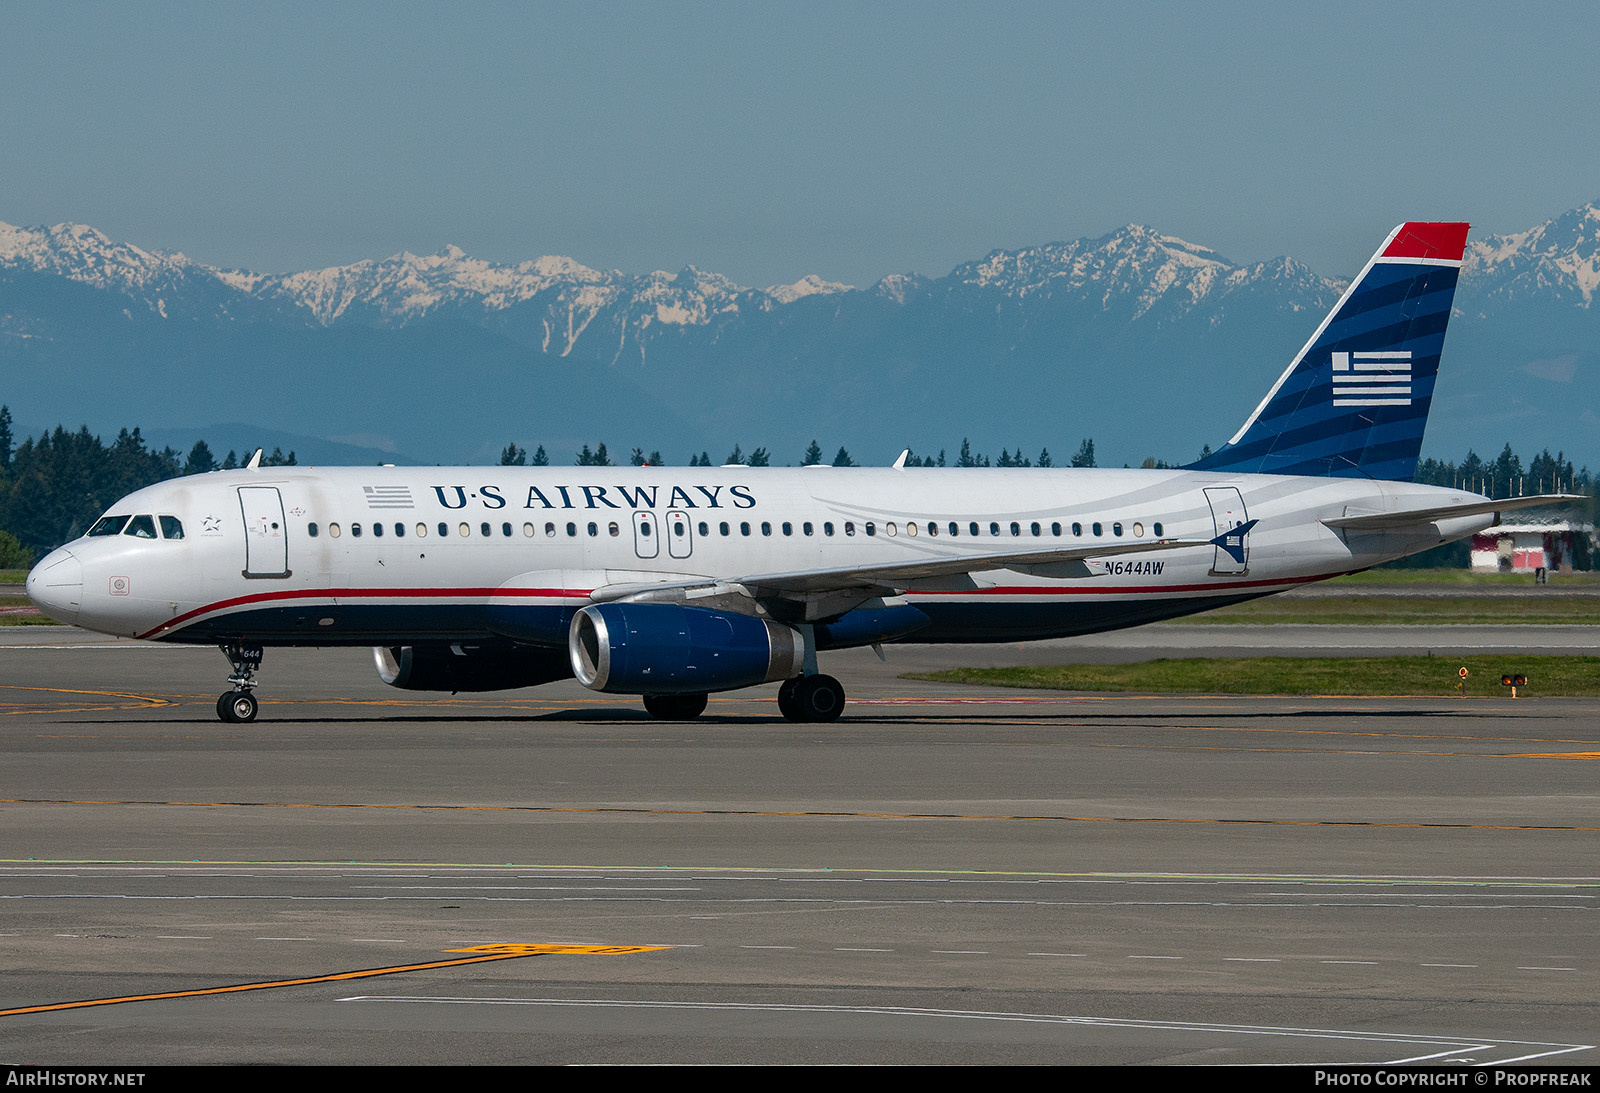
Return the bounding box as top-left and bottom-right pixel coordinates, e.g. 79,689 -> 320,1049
643,692 -> 709,720
791,674 -> 845,723
217,690 -> 258,723
777,678 -> 801,722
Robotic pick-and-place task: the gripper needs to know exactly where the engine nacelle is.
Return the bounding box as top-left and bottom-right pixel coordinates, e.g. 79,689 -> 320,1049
569,603 -> 804,694
373,644 -> 572,692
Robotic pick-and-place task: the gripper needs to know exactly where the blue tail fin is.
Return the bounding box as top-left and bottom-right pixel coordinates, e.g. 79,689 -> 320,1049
1187,222 -> 1469,481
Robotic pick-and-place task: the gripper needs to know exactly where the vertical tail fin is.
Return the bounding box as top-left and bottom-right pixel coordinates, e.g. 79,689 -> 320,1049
1187,222 -> 1469,480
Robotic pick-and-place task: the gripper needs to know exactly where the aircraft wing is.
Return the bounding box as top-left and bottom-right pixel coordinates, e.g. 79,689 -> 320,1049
591,536 -> 1215,605
1320,494 -> 1583,532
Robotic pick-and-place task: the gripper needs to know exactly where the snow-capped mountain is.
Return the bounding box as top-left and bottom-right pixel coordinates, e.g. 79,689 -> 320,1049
1463,201 -> 1600,309
2,204 -> 1596,467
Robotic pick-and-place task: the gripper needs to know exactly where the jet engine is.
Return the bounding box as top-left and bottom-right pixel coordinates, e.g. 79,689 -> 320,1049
569,603 -> 804,694
373,644 -> 572,692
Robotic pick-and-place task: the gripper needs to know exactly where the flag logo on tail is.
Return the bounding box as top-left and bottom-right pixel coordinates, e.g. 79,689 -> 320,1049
1332,351 -> 1411,407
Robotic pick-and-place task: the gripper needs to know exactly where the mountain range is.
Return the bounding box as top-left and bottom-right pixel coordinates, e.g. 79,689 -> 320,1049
3,203 -> 1598,468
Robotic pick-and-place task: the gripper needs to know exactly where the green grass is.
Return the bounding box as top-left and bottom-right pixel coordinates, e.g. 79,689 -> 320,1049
908,656 -> 1600,697
0,569 -> 27,584
0,596 -> 57,625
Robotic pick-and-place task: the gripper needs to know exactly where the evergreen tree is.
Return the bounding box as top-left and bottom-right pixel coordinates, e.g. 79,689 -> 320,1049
499,442 -> 527,466
802,440 -> 824,466
630,447 -> 647,466
0,405 -> 11,469
1070,438 -> 1096,468
221,450 -> 239,470
725,443 -> 744,465
1037,448 -> 1052,468
748,447 -> 769,467
832,446 -> 856,467
956,438 -> 977,467
183,440 -> 217,475
648,450 -> 664,467
531,445 -> 548,466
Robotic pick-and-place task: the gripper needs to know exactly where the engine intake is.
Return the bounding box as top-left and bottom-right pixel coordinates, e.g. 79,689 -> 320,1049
570,603 -> 804,694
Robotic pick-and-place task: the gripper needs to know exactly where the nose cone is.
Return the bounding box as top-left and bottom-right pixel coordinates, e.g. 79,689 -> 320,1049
26,548 -> 83,624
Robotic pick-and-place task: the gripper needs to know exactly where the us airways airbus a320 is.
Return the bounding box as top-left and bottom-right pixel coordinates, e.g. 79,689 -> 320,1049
25,222 -> 1572,723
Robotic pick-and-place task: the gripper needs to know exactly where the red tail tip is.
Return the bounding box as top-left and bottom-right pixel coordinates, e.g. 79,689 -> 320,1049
1382,222 -> 1470,261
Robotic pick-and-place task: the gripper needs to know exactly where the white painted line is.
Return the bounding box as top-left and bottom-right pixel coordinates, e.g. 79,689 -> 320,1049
1320,960 -> 1380,965
1224,958 -> 1281,962
351,938 -> 407,943
156,935 -> 211,939
256,936 -> 316,941
931,950 -> 989,955
1517,966 -> 1576,971
836,947 -> 894,952
1420,963 -> 1476,968
741,945 -> 795,950
1127,955 -> 1182,960
1028,952 -> 1085,957
335,997 -> 1596,1063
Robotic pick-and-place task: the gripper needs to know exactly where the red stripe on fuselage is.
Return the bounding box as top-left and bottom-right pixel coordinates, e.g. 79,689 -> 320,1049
137,586 -> 590,640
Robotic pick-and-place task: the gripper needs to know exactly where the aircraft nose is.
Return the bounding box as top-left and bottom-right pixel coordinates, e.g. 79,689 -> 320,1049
26,548 -> 82,624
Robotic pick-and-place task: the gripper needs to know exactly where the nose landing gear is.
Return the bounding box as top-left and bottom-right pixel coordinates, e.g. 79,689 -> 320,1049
216,643 -> 264,723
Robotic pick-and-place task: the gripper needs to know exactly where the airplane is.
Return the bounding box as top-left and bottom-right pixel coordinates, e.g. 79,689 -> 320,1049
24,221 -> 1577,724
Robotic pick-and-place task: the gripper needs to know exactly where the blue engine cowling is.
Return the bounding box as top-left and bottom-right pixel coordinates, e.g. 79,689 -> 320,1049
569,603 -> 805,694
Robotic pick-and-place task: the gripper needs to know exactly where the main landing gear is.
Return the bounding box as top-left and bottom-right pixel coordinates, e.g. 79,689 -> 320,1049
777,674 -> 845,723
216,642 -> 263,723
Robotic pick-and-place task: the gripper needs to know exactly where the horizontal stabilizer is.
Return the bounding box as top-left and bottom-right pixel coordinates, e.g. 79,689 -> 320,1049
1321,494 -> 1583,532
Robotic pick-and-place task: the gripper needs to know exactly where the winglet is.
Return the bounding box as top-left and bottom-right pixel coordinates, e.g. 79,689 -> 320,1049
892,449 -> 909,470
1208,519 -> 1258,565
245,448 -> 263,470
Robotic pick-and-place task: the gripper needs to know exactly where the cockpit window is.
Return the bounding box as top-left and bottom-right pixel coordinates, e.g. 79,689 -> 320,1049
89,515 -> 130,537
159,515 -> 184,539
124,515 -> 158,539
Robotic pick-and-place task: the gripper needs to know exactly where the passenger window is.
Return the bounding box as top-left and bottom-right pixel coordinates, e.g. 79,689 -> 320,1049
761,521 -> 772,536
124,515 -> 158,539
1072,522 -> 1082,536
159,516 -> 184,539
458,523 -> 470,537
824,522 -> 835,536
740,522 -> 751,536
720,522 -> 730,536
1113,522 -> 1123,536
89,515 -> 130,536
329,523 -> 342,538
865,522 -> 875,536
524,523 -> 535,537
902,522 -> 913,537
566,522 -> 577,536
782,522 -> 792,536
1132,522 -> 1144,537
698,521 -> 709,536
845,522 -> 855,536
608,522 -> 619,537
394,522 -> 405,538
587,522 -> 598,536
438,523 -> 448,537
372,522 -> 383,537
351,523 -> 363,538
989,522 -> 1000,536
674,519 -> 686,536
481,522 -> 492,537
1093,522 -> 1103,536
969,522 -> 980,536
1051,522 -> 1061,536
927,522 -> 937,537
803,522 -> 814,536
948,522 -> 958,536
886,522 -> 897,537
1009,521 -> 1020,536
545,522 -> 556,537
307,522 -> 319,538
1030,522 -> 1041,536
1154,522 -> 1164,536
417,523 -> 428,537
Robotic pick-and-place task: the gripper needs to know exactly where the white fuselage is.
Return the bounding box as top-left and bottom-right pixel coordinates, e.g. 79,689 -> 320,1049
26,464 -> 1492,648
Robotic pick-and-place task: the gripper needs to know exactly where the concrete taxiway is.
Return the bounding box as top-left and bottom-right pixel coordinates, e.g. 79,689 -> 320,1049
0,627 -> 1595,1065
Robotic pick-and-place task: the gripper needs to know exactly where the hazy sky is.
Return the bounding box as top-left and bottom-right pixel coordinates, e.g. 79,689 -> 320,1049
5,1 -> 1597,287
